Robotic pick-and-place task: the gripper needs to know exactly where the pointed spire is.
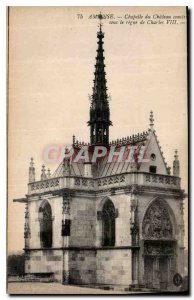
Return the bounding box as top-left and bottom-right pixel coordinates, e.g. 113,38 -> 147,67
173,149 -> 180,176
88,13 -> 112,145
41,164 -> 47,180
149,110 -> 154,130
29,157 -> 35,183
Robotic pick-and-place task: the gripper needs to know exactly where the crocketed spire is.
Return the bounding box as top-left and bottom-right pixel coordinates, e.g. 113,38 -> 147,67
88,13 -> 112,145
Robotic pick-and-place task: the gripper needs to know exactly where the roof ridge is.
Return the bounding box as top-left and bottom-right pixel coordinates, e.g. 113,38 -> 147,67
109,130 -> 149,146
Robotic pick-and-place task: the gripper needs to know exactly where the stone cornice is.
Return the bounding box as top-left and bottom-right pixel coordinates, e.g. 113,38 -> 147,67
26,184 -> 185,201
27,172 -> 181,196
24,245 -> 140,251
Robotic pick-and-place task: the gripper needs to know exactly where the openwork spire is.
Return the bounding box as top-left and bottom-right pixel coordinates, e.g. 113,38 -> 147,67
88,13 -> 112,146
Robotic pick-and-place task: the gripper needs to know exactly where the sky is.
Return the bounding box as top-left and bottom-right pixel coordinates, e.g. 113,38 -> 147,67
8,6 -> 188,253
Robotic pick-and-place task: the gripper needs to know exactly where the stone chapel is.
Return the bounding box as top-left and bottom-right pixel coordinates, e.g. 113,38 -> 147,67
14,16 -> 186,291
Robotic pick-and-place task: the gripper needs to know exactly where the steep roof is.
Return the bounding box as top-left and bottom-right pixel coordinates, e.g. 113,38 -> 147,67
52,126 -> 169,178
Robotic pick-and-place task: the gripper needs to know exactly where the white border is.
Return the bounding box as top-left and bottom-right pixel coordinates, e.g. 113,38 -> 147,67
0,0 -> 192,6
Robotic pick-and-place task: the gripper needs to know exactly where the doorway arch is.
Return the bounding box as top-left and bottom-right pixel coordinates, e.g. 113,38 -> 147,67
142,199 -> 177,289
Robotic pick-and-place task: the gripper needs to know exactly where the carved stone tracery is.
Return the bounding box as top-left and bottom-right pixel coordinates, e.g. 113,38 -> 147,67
144,241 -> 174,255
142,200 -> 173,239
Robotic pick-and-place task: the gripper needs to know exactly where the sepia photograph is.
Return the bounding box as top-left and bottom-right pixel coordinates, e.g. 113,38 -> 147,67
7,6 -> 188,294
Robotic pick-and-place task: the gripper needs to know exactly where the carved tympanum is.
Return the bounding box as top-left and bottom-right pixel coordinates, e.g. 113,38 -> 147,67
142,200 -> 173,239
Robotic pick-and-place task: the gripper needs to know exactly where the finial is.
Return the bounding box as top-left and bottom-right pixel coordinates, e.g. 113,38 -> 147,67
174,149 -> 178,159
41,164 -> 47,180
72,134 -> 75,145
173,149 -> 180,176
149,110 -> 154,129
98,12 -> 103,31
30,157 -> 34,167
167,166 -> 171,175
29,157 -> 35,183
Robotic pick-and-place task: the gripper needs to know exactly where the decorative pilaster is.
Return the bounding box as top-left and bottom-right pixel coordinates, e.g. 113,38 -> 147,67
130,185 -> 139,246
62,189 -> 71,284
173,149 -> 180,176
24,202 -> 31,248
179,194 -> 185,275
130,185 -> 139,285
29,157 -> 35,183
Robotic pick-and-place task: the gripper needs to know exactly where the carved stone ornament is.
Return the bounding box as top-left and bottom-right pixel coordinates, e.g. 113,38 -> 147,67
144,241 -> 174,255
142,200 -> 173,239
25,203 -> 29,219
63,198 -> 70,215
131,184 -> 138,195
130,225 -> 139,236
24,223 -> 31,239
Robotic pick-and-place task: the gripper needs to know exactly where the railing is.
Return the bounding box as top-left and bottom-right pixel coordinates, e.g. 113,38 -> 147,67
29,177 -> 63,194
28,172 -> 181,195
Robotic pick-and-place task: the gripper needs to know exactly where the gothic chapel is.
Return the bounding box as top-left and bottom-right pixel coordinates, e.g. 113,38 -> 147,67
14,17 -> 185,291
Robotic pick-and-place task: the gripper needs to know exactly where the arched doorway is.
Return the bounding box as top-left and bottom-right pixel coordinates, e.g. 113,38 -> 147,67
39,201 -> 53,248
142,199 -> 176,289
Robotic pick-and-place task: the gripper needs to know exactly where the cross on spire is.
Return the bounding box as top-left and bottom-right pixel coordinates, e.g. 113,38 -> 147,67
149,110 -> 154,130
98,12 -> 103,31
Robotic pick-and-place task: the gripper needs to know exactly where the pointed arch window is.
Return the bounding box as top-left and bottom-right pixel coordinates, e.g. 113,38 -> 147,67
39,201 -> 53,248
102,200 -> 116,246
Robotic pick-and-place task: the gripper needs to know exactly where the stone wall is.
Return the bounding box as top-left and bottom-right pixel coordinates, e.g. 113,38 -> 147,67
70,197 -> 96,247
69,250 -> 96,284
96,249 -> 132,286
26,182 -> 184,288
25,249 -> 63,282
68,249 -> 132,286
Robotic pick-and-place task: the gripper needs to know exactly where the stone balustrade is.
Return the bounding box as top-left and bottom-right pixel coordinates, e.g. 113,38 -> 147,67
28,172 -> 181,195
